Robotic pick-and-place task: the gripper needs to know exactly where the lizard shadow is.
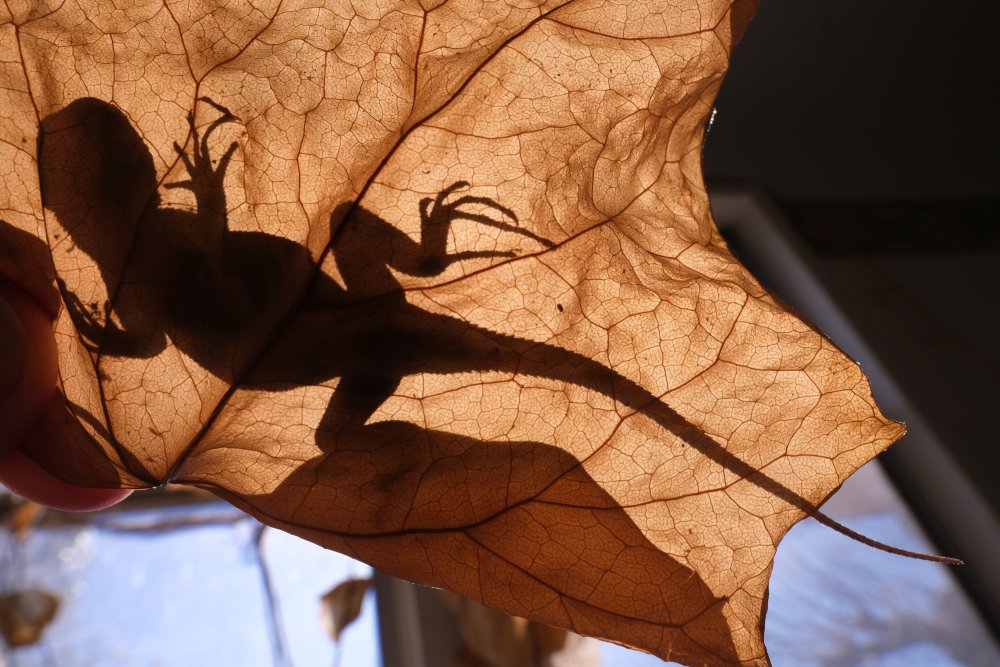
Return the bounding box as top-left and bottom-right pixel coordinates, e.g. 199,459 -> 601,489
39,98 -> 801,514
40,96 -> 311,374
36,96 -> 830,660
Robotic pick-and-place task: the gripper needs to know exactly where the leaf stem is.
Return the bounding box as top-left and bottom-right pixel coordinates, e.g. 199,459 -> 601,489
251,524 -> 293,667
812,510 -> 963,565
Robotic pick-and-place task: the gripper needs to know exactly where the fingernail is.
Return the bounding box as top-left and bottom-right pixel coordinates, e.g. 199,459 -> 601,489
0,292 -> 28,397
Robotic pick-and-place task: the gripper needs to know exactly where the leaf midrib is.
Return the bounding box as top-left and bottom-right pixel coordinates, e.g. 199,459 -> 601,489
163,1 -> 579,482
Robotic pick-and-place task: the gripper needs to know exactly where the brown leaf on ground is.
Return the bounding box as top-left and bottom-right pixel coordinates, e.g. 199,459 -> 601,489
320,576 -> 373,642
1,1 -> 904,664
0,589 -> 60,648
440,590 -> 589,667
7,499 -> 45,541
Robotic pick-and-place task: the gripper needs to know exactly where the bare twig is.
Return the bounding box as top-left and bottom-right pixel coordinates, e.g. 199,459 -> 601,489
251,523 -> 292,667
94,513 -> 246,534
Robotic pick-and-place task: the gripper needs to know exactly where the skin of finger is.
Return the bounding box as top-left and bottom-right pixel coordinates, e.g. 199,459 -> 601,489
0,282 -> 133,510
0,447 -> 133,512
0,282 -> 58,458
0,290 -> 28,396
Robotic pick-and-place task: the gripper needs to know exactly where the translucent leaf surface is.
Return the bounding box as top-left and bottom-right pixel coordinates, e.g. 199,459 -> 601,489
0,1 -> 903,664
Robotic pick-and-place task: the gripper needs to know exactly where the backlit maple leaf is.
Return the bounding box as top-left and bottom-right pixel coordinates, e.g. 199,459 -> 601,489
0,1 -> 905,664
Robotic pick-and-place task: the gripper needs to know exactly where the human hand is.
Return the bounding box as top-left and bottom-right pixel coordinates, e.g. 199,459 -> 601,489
0,282 -> 132,511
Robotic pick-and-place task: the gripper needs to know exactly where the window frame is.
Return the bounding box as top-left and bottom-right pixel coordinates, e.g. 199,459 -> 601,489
373,188 -> 1000,664
710,188 -> 1000,629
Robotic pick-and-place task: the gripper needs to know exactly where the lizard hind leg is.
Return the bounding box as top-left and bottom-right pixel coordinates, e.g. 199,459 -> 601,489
316,373 -> 402,444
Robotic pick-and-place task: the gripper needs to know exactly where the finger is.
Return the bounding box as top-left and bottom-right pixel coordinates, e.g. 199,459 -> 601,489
0,283 -> 134,510
0,447 -> 133,513
0,282 -> 58,458
0,290 -> 27,396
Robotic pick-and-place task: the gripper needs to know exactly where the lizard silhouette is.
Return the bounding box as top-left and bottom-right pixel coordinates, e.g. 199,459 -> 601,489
35,97 -> 743,662
38,96 -> 828,528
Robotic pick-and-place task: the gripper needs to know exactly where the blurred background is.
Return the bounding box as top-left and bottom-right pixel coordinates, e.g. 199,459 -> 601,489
704,0 -> 1000,663
706,0 -> 1000,641
3,1 -> 999,665
706,0 -> 1000,200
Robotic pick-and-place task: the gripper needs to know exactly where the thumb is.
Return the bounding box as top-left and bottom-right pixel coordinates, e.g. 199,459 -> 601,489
0,281 -> 133,511
0,287 -> 27,397
0,282 -> 58,458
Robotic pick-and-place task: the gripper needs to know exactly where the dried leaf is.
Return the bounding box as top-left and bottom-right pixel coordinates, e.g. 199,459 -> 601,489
0,1 -> 905,665
8,499 -> 44,541
0,589 -> 60,648
439,590 -> 580,667
320,576 -> 372,642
